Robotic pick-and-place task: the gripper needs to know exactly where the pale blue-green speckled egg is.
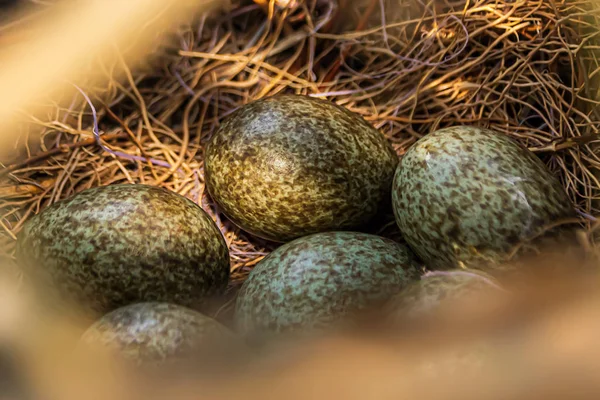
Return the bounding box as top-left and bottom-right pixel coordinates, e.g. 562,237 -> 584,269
385,269 -> 505,321
16,184 -> 230,316
392,126 -> 576,271
234,231 -> 422,336
79,302 -> 238,367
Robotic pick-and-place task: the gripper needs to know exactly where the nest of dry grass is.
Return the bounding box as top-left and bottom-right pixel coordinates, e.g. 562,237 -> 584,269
2,0 -> 600,288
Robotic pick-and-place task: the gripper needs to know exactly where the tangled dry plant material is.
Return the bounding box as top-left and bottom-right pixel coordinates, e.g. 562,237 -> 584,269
1,0 -> 600,287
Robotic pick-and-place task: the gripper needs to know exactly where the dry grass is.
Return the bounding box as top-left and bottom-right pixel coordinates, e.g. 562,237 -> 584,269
2,0 -> 600,289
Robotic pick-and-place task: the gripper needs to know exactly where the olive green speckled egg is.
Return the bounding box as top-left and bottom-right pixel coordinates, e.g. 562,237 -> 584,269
386,269 -> 505,320
205,95 -> 398,242
392,126 -> 575,271
15,184 -> 230,315
80,302 -> 235,366
234,232 -> 421,335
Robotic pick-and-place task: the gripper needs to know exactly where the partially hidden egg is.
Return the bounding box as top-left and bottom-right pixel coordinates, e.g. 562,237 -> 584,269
16,184 -> 230,315
79,302 -> 237,367
385,269 -> 505,321
392,126 -> 576,271
234,232 -> 421,336
205,94 -> 398,242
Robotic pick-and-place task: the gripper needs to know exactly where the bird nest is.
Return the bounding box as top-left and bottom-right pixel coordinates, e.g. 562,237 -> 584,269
2,0 -> 600,291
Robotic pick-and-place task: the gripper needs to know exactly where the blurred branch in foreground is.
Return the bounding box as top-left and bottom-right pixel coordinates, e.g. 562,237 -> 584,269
0,0 -> 222,155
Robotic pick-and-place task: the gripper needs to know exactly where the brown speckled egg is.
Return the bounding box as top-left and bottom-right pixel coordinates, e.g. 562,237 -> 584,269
15,184 -> 230,315
205,94 -> 398,242
79,302 -> 236,366
234,232 -> 421,336
392,126 -> 576,271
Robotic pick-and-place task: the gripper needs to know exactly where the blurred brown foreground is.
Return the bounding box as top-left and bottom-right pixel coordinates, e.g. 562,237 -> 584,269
0,249 -> 599,400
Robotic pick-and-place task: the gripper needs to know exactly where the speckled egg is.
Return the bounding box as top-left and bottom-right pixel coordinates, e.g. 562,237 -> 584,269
392,126 -> 575,271
234,232 -> 422,335
79,302 -> 236,366
386,269 -> 505,321
205,94 -> 398,242
15,184 -> 230,315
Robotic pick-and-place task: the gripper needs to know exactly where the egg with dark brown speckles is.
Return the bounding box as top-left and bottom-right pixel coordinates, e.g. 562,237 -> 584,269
205,94 -> 398,242
392,126 -> 576,271
234,232 -> 421,336
79,302 -> 238,367
15,184 -> 230,315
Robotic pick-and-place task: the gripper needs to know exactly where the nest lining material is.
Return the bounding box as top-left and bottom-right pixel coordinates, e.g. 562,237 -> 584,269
1,0 -> 600,285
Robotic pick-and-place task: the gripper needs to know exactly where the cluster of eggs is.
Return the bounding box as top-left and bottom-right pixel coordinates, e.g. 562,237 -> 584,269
15,94 -> 575,365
